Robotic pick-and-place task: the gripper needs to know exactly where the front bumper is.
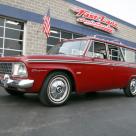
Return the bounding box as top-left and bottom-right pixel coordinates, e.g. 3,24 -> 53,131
0,74 -> 34,91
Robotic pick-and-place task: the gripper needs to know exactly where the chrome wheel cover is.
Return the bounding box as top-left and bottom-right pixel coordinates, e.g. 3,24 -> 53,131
48,75 -> 70,104
130,79 -> 136,95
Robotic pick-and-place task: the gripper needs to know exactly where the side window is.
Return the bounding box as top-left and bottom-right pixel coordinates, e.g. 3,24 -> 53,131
94,42 -> 107,59
86,41 -> 107,59
125,49 -> 136,63
108,44 -> 124,61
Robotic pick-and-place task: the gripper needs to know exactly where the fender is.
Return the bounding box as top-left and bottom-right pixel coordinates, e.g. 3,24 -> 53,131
27,62 -> 83,93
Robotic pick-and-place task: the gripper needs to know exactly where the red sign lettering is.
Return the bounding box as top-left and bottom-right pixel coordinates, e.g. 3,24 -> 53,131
71,7 -> 118,33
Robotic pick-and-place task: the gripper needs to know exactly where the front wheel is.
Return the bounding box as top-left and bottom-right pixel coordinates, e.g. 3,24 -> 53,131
39,72 -> 72,106
124,78 -> 136,97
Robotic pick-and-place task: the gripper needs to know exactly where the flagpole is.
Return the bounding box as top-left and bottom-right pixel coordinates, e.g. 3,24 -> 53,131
36,0 -> 51,55
37,2 -> 50,33
44,0 -> 51,54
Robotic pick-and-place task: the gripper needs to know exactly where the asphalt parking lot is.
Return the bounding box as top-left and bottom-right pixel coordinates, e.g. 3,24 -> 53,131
0,87 -> 136,136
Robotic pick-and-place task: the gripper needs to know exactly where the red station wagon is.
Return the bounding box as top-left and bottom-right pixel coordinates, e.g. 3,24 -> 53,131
0,35 -> 136,106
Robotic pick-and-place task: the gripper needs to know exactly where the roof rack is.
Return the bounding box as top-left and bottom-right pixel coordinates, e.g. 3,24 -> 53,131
92,34 -> 123,44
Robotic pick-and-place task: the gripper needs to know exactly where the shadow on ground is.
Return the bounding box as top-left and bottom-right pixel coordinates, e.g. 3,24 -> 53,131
0,88 -> 125,107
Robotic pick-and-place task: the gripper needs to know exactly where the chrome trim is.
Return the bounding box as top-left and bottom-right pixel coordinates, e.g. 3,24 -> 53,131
0,62 -> 13,75
48,75 -> 70,104
27,59 -> 80,63
26,59 -> 136,68
0,74 -> 34,89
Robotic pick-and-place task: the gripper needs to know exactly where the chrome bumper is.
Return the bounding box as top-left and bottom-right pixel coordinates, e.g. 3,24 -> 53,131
0,74 -> 34,90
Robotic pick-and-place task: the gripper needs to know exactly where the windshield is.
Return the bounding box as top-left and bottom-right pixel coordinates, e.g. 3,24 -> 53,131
48,40 -> 88,56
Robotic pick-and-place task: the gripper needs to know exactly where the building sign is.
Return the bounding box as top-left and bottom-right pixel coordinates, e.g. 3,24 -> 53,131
71,7 -> 118,34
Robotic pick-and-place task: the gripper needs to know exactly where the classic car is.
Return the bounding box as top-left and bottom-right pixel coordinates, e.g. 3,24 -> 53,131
0,35 -> 136,106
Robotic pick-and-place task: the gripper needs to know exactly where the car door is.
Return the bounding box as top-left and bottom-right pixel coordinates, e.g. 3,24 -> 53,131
83,40 -> 114,92
107,44 -> 133,89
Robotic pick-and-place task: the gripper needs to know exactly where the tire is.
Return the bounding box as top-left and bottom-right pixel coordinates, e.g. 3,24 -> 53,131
5,89 -> 24,96
124,78 -> 136,97
39,72 -> 72,106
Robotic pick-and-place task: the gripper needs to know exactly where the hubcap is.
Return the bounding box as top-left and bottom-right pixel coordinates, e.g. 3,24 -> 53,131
48,76 -> 70,103
130,79 -> 136,95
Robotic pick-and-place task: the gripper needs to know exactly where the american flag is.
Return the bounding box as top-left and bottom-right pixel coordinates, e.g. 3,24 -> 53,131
43,8 -> 50,38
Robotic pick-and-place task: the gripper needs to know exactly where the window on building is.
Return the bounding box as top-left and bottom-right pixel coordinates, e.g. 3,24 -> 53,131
0,17 -> 24,56
47,28 -> 84,51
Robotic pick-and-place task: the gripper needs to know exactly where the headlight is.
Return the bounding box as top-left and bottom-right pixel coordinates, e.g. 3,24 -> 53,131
12,63 -> 28,77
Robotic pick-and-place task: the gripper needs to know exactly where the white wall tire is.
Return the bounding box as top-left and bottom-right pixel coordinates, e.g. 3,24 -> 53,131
124,78 -> 136,97
39,72 -> 72,106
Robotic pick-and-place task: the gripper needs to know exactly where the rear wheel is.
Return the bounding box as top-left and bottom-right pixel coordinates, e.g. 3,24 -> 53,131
5,89 -> 24,96
124,78 -> 136,97
39,72 -> 72,106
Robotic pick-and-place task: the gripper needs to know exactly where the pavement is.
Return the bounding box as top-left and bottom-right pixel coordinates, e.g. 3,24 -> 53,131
0,87 -> 136,136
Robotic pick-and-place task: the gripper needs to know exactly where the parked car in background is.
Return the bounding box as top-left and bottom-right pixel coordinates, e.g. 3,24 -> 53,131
0,35 -> 136,106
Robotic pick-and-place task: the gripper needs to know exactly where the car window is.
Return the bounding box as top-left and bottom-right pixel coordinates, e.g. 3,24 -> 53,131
108,44 -> 124,61
124,48 -> 136,63
86,41 -> 107,59
48,40 -> 88,56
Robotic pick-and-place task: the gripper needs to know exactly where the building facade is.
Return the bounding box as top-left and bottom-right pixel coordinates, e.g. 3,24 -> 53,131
0,0 -> 136,56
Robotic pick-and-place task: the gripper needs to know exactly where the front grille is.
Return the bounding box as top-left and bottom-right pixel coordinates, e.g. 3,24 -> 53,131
0,63 -> 13,75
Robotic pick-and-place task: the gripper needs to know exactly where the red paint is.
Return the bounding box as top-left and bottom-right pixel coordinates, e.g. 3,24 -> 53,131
71,7 -> 118,33
0,37 -> 136,94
